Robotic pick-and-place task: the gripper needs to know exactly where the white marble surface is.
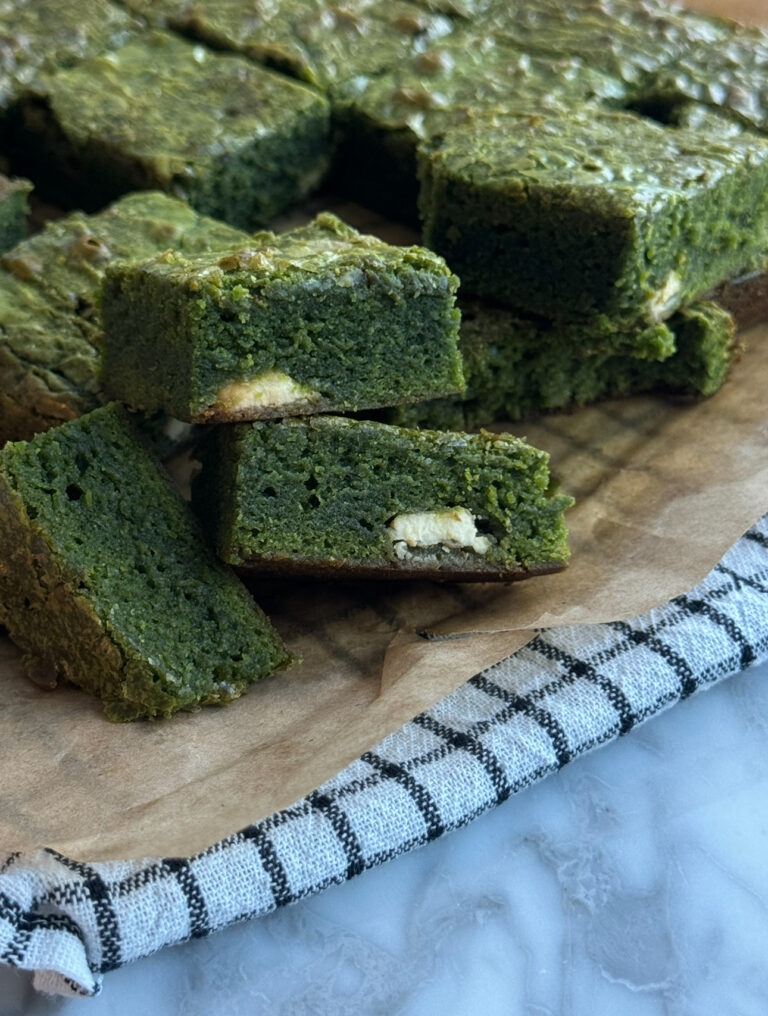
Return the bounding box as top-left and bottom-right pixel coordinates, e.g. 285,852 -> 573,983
2,655 -> 768,1015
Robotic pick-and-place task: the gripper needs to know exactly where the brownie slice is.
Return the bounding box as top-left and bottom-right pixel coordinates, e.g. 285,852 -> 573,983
117,0 -> 455,96
0,175 -> 30,251
0,0 -> 139,113
192,415 -> 573,581
0,275 -> 95,443
0,405 -> 292,721
477,0 -> 732,92
418,108 -> 768,323
635,23 -> 768,136
0,191 -> 249,444
101,212 -> 464,423
12,31 -> 331,228
389,300 -> 737,430
333,32 -> 624,220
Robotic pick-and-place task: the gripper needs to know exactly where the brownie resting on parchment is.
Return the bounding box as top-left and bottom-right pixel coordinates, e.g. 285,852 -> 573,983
0,405 -> 292,721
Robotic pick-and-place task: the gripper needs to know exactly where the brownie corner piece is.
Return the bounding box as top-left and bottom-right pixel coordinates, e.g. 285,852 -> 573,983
13,31 -> 331,228
155,0 -> 456,95
193,415 -> 573,582
100,212 -> 464,423
0,190 -> 251,445
0,404 -> 292,721
418,108 -> 768,323
0,0 -> 140,114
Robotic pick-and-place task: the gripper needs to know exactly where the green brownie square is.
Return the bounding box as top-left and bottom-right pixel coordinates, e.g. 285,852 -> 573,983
13,31 -> 331,228
118,0 -> 455,95
0,191 -> 249,443
192,415 -> 573,580
3,190 -> 248,324
419,108 -> 768,322
0,405 -> 292,721
334,31 -> 625,219
101,212 -> 464,423
392,300 -> 737,430
477,0 -> 732,92
0,276 -> 94,442
0,0 -> 139,111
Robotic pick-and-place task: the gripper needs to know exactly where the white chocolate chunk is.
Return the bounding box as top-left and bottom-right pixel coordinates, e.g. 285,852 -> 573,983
387,507 -> 491,560
647,271 -> 682,323
213,370 -> 319,413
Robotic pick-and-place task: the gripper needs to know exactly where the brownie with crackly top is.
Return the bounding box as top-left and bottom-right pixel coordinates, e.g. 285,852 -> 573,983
12,31 -> 331,228
0,191 -> 249,444
101,212 -> 464,423
419,108 -> 768,323
116,0 -> 455,96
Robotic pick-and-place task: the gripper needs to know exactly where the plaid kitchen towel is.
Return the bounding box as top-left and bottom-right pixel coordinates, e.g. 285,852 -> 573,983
2,514 -> 767,998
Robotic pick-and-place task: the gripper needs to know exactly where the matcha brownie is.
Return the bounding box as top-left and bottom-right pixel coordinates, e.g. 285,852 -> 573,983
12,31 -> 331,228
101,212 -> 464,423
477,0 -> 731,92
0,191 -> 249,444
333,32 -> 625,220
389,299 -> 737,431
0,0 -> 139,113
418,108 -> 768,323
116,0 -> 454,96
635,23 -> 768,137
0,276 -> 96,443
0,175 -> 30,252
0,404 -> 292,721
192,415 -> 572,581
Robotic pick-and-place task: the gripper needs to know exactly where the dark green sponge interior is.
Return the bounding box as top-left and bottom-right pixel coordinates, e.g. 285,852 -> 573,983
0,405 -> 289,719
197,416 -> 572,570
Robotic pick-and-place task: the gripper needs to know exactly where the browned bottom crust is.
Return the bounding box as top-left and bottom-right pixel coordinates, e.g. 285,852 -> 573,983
235,557 -> 567,583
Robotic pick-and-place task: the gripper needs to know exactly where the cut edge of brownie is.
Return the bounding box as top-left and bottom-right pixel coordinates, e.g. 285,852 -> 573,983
192,416 -> 573,583
0,404 -> 294,721
100,212 -> 464,423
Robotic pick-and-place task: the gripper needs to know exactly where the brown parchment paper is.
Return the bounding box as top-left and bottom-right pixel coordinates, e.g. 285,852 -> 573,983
2,0 -> 767,862
1,328 -> 766,862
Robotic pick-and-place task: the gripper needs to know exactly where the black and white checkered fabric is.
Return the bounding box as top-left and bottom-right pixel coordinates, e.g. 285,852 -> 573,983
2,515 -> 767,998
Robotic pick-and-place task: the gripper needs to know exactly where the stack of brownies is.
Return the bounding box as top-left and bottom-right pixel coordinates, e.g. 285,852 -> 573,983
0,210 -> 574,720
0,0 -> 766,720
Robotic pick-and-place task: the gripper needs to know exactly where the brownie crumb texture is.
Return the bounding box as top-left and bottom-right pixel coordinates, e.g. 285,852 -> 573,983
192,415 -> 573,581
0,405 -> 292,721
